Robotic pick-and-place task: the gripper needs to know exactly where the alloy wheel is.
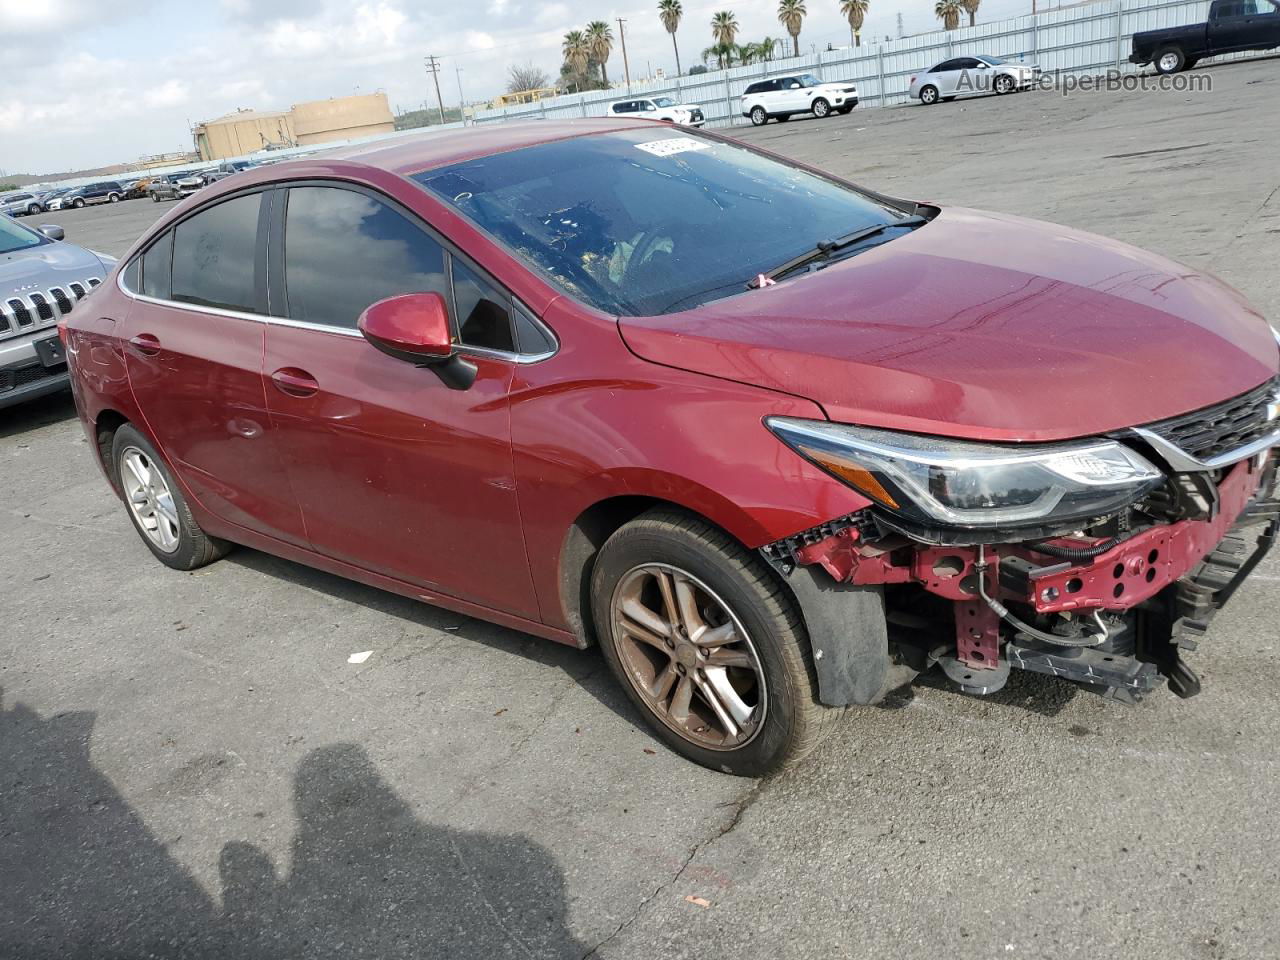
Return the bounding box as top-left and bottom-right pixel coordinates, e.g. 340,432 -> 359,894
1159,52 -> 1180,72
609,563 -> 767,751
120,446 -> 181,553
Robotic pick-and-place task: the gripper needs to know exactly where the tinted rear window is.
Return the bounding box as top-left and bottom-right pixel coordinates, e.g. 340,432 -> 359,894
171,194 -> 261,313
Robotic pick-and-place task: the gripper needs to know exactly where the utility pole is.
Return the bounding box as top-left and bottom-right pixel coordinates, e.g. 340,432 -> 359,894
617,18 -> 632,88
455,66 -> 466,124
424,55 -> 446,125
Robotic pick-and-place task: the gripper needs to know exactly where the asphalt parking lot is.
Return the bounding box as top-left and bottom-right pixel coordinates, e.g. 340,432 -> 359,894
4,58 -> 1280,959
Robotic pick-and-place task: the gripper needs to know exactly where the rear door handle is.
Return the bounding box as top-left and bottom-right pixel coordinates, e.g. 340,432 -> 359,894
128,333 -> 161,357
270,367 -> 319,398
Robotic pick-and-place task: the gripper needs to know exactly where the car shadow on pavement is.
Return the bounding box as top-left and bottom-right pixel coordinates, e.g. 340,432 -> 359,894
0,391 -> 77,440
0,691 -> 588,960
227,548 -> 648,734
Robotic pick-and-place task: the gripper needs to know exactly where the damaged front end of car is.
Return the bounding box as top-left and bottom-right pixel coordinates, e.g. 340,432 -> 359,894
762,376 -> 1280,704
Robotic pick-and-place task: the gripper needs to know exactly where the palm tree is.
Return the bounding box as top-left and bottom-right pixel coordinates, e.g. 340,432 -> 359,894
710,10 -> 740,48
757,37 -> 782,60
935,0 -> 961,29
737,43 -> 757,64
562,30 -> 590,86
658,0 -> 684,76
960,0 -> 980,26
839,0 -> 869,46
585,21 -> 614,86
777,0 -> 806,58
701,41 -> 737,68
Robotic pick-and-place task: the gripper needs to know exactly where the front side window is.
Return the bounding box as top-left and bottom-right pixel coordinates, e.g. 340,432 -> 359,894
171,193 -> 260,313
282,185 -> 447,330
415,128 -> 918,316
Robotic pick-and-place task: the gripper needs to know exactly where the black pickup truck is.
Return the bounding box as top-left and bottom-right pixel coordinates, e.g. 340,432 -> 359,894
1131,0 -> 1280,72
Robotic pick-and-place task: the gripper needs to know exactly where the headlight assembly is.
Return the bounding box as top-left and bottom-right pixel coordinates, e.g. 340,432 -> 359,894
766,417 -> 1164,538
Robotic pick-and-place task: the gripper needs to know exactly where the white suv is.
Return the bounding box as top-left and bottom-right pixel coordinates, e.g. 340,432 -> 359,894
608,96 -> 705,127
740,74 -> 858,126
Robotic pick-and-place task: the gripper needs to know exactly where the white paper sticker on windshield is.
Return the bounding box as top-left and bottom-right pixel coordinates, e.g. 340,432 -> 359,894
635,137 -> 710,158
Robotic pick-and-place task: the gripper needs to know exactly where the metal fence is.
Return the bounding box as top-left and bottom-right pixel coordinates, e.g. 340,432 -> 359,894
471,0 -> 1230,128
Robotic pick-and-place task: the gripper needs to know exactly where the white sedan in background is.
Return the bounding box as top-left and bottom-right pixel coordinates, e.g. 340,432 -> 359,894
909,55 -> 1040,105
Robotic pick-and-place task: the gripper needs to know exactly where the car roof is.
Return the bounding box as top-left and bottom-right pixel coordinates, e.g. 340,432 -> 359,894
302,118 -> 646,176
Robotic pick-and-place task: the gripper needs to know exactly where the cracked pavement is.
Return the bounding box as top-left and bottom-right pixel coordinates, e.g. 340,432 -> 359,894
4,56 -> 1280,959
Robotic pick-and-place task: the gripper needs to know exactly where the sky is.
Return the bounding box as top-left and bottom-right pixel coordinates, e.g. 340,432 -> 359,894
0,0 -> 1033,175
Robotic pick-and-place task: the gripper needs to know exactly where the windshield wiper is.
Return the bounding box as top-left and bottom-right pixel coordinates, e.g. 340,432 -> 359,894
746,215 -> 927,289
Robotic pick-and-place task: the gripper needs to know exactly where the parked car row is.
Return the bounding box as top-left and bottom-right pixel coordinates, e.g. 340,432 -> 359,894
3,161 -> 264,218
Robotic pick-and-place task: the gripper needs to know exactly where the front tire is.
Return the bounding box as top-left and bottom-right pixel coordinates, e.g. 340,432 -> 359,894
590,508 -> 839,776
26,204 -> 39,216
108,193 -> 120,202
919,85 -> 939,105
812,97 -> 831,118
994,74 -> 1016,94
73,198 -> 85,208
111,424 -> 231,571
749,105 -> 768,126
1154,46 -> 1186,74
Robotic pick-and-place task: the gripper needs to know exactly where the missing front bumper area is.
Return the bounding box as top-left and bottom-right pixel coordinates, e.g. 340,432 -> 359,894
765,458 -> 1279,704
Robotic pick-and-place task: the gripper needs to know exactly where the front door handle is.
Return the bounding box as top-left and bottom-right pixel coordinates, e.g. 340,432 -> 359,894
271,367 -> 319,398
128,333 -> 161,357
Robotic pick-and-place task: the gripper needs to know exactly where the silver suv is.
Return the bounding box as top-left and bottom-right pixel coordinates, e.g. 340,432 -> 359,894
1,216 -> 113,409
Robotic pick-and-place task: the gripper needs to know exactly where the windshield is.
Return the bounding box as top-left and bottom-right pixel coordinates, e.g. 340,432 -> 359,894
415,129 -> 914,316
0,216 -> 47,255
977,55 -> 1006,65
797,74 -> 823,87
652,97 -> 677,107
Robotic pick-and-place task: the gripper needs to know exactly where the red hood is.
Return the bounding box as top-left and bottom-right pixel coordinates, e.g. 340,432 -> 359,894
618,207 -> 1278,442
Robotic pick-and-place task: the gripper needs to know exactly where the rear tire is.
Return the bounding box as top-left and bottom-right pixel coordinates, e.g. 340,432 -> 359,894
590,508 -> 841,776
111,424 -> 231,571
919,85 -> 939,105
1154,46 -> 1186,74
749,105 -> 768,126
26,204 -> 39,215
73,198 -> 85,208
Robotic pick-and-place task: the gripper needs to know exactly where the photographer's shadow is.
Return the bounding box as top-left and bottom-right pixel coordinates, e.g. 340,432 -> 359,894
0,694 -> 585,959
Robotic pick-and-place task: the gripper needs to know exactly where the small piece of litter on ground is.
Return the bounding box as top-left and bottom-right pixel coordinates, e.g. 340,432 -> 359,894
348,651 -> 373,664
643,748 -> 656,755
494,708 -> 507,716
684,896 -> 711,909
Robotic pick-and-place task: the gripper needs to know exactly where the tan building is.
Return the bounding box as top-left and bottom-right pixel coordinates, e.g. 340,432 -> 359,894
194,92 -> 395,161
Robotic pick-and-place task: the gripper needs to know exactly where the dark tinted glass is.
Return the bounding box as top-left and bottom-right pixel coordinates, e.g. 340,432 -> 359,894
416,129 -> 914,316
514,305 -> 555,355
451,258 -> 514,352
122,256 -> 141,292
141,231 -> 174,300
284,186 -> 447,329
171,194 -> 260,312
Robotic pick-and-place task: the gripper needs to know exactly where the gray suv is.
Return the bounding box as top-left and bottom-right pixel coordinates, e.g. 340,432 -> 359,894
1,217 -> 113,409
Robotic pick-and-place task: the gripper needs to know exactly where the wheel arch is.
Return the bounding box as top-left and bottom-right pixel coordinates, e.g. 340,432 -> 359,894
94,409 -> 132,491
557,486 -> 776,649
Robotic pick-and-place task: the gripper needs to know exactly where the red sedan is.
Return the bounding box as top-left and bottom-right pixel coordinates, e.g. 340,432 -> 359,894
63,120 -> 1280,775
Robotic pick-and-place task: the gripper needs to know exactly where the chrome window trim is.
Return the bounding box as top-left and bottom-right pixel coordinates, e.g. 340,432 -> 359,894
117,268 -> 560,363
